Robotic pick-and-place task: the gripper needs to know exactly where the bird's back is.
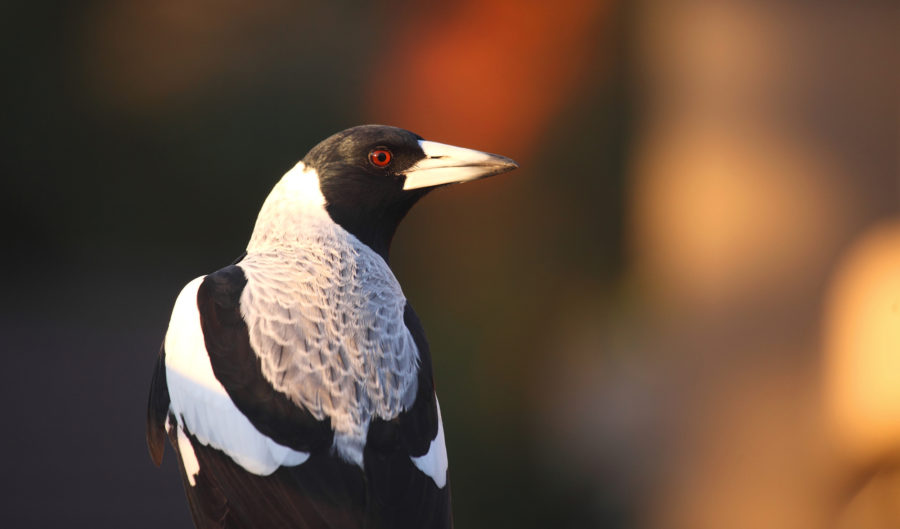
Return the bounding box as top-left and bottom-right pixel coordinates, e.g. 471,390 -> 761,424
149,254 -> 450,528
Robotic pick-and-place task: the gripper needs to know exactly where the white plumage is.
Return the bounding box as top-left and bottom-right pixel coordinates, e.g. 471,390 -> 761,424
411,397 -> 449,488
165,276 -> 310,476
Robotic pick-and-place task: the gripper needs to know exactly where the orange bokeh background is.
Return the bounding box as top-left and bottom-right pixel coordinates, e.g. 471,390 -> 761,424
366,0 -> 609,158
2,1 -> 896,528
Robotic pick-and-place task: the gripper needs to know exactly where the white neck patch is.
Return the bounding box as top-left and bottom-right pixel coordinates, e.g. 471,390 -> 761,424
247,162 -> 331,253
274,161 -> 326,206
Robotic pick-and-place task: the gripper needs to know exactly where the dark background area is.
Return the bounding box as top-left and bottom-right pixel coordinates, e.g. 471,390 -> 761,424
2,2 -> 897,529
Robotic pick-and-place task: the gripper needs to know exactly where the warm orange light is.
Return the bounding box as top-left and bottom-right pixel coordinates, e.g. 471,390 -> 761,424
366,0 -> 610,158
824,220 -> 900,463
629,125 -> 843,309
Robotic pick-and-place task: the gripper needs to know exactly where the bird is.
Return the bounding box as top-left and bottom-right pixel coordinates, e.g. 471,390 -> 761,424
146,124 -> 518,528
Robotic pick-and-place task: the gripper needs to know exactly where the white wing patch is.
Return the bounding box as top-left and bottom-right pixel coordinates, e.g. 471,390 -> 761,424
238,163 -> 421,467
411,397 -> 448,488
164,276 -> 310,476
175,422 -> 201,486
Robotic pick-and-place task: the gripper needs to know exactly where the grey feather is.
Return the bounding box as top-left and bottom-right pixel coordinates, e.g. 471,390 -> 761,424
236,163 -> 420,466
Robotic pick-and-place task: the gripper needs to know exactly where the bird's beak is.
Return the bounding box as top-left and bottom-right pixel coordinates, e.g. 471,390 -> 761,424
402,140 -> 519,191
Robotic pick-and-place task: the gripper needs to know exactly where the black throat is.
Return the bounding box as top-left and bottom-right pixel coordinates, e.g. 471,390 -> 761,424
323,186 -> 429,262
301,125 -> 432,262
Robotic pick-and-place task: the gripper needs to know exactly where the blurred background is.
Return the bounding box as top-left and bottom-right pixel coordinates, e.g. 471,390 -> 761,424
1,1 -> 897,528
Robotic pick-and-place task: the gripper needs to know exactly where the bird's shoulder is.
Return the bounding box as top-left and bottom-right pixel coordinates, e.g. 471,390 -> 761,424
193,264 -> 336,453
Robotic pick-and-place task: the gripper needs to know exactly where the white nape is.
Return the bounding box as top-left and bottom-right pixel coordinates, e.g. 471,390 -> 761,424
246,161 -> 332,254
410,397 -> 449,488
164,276 -> 310,476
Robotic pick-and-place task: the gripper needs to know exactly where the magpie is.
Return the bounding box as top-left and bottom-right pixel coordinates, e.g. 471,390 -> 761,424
146,124 -> 517,528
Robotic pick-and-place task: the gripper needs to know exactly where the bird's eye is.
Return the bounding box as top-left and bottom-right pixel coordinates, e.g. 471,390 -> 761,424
368,148 -> 392,168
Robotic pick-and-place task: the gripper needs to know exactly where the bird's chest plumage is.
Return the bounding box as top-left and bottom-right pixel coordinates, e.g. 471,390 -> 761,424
237,226 -> 419,465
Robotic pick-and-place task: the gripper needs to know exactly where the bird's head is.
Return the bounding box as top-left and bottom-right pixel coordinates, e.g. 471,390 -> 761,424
300,124 -> 518,259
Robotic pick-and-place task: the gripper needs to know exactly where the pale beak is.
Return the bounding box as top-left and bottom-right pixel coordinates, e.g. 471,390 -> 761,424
402,140 -> 518,191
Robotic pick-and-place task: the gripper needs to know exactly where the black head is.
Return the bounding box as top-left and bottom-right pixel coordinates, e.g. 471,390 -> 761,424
303,124 -> 517,260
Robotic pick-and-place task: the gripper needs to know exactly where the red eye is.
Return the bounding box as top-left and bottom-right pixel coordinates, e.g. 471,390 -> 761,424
369,148 -> 392,167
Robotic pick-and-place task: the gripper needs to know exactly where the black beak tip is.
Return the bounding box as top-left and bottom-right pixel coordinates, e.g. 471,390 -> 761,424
492,154 -> 519,173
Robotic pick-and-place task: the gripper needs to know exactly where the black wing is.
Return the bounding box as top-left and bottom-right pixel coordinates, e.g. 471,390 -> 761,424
146,342 -> 170,466
197,265 -> 334,452
172,425 -> 367,529
363,304 -> 453,528
146,253 -> 246,466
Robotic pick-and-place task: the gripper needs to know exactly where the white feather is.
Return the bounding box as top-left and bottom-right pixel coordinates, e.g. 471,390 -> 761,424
175,424 -> 201,486
164,276 -> 310,476
411,397 -> 449,488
